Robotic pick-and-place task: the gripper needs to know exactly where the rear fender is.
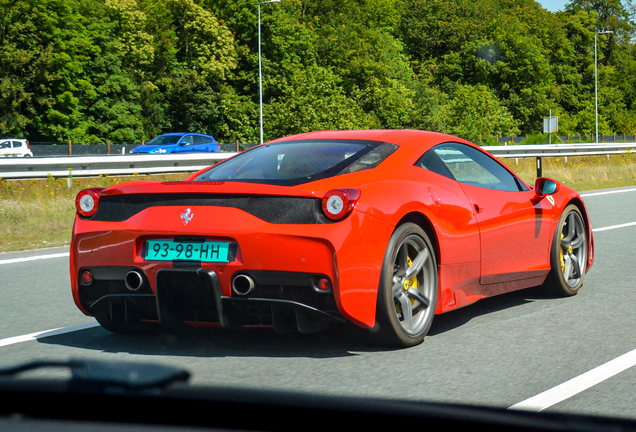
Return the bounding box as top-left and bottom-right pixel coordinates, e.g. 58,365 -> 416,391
333,211 -> 394,328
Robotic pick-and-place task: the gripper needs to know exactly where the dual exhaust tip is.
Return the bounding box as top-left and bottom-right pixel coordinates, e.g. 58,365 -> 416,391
125,270 -> 256,296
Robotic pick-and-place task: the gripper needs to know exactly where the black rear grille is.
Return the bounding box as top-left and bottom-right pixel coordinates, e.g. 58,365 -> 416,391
88,194 -> 332,224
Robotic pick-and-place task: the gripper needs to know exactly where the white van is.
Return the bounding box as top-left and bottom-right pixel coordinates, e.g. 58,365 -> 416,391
0,139 -> 33,157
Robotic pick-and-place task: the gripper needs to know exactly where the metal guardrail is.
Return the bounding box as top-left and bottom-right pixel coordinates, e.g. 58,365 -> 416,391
0,142 -> 634,180
482,142 -> 636,177
0,153 -> 235,179
482,142 -> 636,158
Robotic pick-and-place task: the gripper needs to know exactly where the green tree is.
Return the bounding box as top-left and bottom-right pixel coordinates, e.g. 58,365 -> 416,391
266,65 -> 374,139
444,84 -> 520,142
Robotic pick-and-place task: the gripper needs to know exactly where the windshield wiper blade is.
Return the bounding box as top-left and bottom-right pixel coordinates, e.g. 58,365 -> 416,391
0,359 -> 190,390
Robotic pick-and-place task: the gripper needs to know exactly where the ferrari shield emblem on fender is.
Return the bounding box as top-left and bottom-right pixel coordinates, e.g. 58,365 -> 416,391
546,195 -> 555,206
181,208 -> 194,225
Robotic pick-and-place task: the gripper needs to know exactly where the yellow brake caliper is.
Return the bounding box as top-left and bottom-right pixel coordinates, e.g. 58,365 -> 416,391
560,232 -> 575,273
396,256 -> 419,314
560,233 -> 565,272
405,257 -> 418,305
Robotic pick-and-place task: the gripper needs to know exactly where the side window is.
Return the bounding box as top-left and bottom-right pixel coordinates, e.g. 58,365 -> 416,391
193,135 -> 206,145
415,150 -> 455,180
424,143 -> 524,192
338,142 -> 398,174
13,141 -> 23,148
181,135 -> 194,145
0,141 -> 11,149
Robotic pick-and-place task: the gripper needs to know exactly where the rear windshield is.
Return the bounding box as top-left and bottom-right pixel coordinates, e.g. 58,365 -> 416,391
148,135 -> 182,145
195,140 -> 398,186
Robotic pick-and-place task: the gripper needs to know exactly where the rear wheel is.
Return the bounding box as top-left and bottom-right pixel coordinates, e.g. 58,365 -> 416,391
543,204 -> 588,297
374,223 -> 438,347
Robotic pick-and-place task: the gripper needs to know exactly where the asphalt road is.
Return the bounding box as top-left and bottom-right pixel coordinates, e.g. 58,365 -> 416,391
1,185 -> 636,420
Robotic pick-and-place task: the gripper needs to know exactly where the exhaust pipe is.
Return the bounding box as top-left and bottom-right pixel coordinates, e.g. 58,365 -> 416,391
232,274 -> 256,296
124,270 -> 144,291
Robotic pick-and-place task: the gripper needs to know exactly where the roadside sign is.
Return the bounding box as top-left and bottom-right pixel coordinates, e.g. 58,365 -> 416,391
543,116 -> 558,133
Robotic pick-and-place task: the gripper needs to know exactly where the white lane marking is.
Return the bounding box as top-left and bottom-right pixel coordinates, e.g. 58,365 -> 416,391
581,187 -> 636,197
510,348 -> 636,411
0,252 -> 69,266
593,221 -> 636,232
0,322 -> 100,348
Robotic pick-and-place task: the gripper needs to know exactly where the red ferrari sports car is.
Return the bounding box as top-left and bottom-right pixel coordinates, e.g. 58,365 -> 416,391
70,130 -> 594,347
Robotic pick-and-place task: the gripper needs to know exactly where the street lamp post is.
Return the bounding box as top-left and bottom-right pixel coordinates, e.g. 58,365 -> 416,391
595,30 -> 613,144
258,0 -> 281,145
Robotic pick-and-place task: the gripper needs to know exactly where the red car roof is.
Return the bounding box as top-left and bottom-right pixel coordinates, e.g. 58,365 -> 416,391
271,129 -> 473,161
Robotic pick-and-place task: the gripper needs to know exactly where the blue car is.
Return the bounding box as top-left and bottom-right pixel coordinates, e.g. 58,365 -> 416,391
132,133 -> 220,154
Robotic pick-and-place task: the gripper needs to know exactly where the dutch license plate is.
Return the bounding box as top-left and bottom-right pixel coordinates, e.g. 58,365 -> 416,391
145,239 -> 230,262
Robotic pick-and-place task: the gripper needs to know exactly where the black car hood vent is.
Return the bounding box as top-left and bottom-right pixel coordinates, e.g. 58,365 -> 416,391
87,194 -> 332,224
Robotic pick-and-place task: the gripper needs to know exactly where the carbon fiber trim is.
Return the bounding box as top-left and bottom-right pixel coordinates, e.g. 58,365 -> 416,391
87,194 -> 332,224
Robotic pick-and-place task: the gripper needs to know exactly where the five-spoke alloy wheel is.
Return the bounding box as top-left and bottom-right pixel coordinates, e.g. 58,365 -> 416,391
544,204 -> 588,296
375,223 -> 438,347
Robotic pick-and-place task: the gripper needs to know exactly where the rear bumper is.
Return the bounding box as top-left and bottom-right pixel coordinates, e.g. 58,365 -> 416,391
78,266 -> 346,333
71,207 -> 393,328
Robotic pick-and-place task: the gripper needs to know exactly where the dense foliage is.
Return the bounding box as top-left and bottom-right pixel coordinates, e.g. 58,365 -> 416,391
1,0 -> 635,144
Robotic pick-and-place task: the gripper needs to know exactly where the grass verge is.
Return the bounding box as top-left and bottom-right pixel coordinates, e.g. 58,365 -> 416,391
501,153 -> 636,190
0,173 -> 186,253
1,153 -> 636,254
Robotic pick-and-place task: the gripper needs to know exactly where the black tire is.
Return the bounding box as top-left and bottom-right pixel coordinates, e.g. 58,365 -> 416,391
543,204 -> 588,297
373,223 -> 438,347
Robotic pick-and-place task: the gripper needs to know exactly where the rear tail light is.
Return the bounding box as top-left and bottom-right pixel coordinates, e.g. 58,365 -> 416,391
26,141 -> 30,149
321,188 -> 361,221
75,188 -> 106,218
